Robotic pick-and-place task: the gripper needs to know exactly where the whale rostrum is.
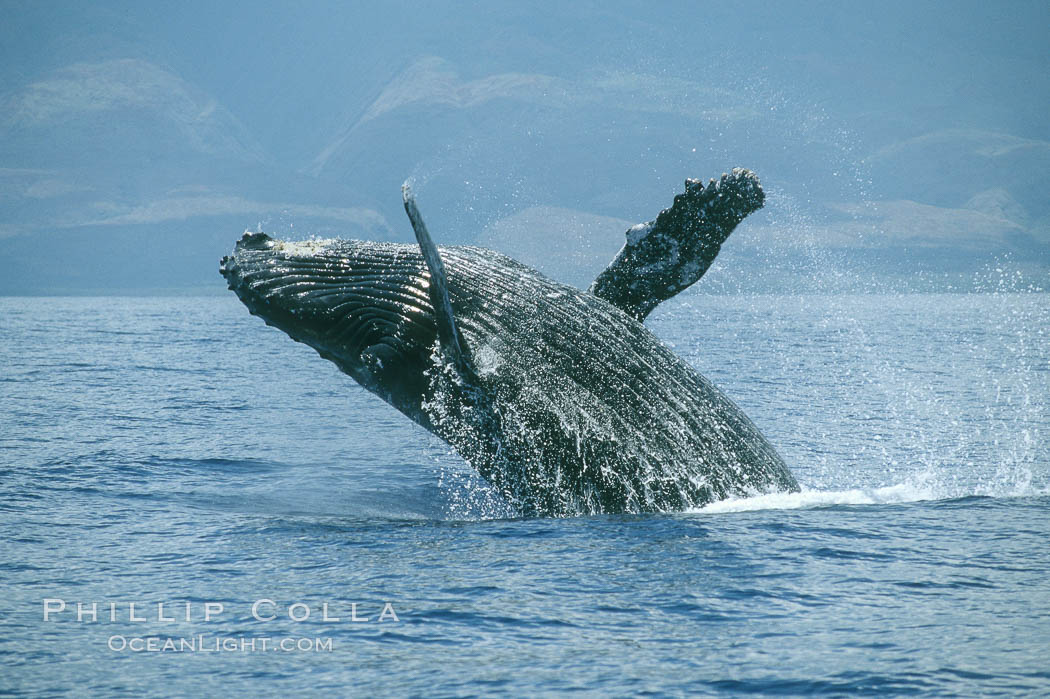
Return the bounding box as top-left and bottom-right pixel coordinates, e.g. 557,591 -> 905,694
220,170 -> 798,516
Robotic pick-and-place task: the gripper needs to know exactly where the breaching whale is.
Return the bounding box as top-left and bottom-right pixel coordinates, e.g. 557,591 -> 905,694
220,169 -> 799,516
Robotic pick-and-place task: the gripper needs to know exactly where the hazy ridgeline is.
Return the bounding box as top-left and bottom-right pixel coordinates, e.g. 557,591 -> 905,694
0,1 -> 1047,294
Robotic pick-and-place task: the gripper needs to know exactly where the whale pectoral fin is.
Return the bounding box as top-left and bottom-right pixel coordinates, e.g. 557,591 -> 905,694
402,182 -> 476,380
588,168 -> 765,322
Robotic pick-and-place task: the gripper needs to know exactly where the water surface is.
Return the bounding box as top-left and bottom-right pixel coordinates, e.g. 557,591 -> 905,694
2,293 -> 1047,695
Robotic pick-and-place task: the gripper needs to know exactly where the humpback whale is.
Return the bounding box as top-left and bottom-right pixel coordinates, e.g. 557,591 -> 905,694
220,169 -> 799,516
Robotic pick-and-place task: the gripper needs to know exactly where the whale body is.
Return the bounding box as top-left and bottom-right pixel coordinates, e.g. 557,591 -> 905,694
221,170 -> 799,516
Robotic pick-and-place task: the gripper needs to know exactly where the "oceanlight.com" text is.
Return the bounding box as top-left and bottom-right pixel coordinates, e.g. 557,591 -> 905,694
107,635 -> 334,653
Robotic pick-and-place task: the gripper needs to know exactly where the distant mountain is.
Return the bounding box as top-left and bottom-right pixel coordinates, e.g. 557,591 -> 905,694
307,57 -> 1050,293
865,129 -> 1050,220
305,55 -> 783,240
1,59 -> 264,170
0,3 -> 1047,294
0,57 -> 395,294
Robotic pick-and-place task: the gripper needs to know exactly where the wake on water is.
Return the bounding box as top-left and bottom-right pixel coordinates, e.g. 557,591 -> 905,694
696,476 -> 1046,515
435,461 -> 1046,520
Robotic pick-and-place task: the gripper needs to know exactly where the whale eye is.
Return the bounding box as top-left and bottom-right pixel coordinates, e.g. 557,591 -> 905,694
360,342 -> 399,374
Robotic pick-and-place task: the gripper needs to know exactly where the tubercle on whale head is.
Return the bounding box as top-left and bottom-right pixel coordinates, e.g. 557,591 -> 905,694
220,232 -> 276,274
237,231 -> 277,251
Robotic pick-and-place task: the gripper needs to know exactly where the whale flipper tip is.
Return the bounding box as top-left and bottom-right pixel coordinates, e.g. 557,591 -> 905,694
589,168 -> 764,321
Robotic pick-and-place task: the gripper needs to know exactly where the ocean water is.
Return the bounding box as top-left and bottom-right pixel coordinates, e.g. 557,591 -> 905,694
1,292 -> 1048,696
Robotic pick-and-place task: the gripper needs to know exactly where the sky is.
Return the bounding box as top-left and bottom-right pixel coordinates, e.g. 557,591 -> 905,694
1,0 -> 1047,293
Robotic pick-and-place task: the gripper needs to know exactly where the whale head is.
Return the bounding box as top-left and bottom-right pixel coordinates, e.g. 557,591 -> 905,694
220,232 -> 440,424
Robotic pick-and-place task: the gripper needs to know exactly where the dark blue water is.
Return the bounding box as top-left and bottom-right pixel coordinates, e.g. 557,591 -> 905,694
2,293 -> 1048,696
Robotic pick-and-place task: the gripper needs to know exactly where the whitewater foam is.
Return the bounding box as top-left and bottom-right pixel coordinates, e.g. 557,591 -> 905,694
693,473 -> 1047,514
691,482 -> 942,514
